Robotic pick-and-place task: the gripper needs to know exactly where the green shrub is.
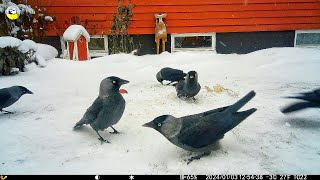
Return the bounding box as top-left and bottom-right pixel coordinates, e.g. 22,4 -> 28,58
0,46 -> 35,76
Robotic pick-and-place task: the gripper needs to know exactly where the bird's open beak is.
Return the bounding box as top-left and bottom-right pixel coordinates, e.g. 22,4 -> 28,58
142,121 -> 154,128
119,89 -> 128,94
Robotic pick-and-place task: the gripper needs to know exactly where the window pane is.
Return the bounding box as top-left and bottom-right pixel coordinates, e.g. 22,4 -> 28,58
296,33 -> 320,46
88,38 -> 105,50
174,36 -> 212,48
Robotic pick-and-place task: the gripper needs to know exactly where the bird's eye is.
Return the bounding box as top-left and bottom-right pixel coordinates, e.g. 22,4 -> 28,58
112,81 -> 116,84
158,123 -> 162,127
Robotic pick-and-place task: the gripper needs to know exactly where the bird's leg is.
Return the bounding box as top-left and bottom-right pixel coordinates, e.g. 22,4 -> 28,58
95,130 -> 110,144
187,151 -> 211,165
192,97 -> 197,102
0,109 -> 14,114
110,126 -> 120,134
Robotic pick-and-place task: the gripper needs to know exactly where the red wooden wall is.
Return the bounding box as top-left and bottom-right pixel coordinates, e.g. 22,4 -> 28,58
33,0 -> 320,36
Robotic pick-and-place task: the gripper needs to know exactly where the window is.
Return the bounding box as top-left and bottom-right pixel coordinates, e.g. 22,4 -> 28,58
295,30 -> 320,48
171,33 -> 216,52
88,35 -> 108,58
60,35 -> 109,59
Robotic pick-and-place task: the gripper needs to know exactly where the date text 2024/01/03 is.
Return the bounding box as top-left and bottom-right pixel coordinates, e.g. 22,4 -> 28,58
180,175 -> 309,180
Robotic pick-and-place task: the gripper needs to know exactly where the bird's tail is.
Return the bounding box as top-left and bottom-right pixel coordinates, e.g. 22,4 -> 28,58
226,108 -> 257,132
281,102 -> 318,113
229,90 -> 256,113
73,119 -> 86,130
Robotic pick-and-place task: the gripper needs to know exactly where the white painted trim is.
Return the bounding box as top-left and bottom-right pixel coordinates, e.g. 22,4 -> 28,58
88,35 -> 109,58
66,42 -> 70,60
171,33 -> 216,52
294,29 -> 320,47
73,42 -> 78,61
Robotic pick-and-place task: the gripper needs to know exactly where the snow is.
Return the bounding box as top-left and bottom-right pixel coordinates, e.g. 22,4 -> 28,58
0,36 -> 57,61
63,25 -> 90,42
35,54 -> 47,67
17,4 -> 35,15
0,47 -> 320,174
0,36 -> 22,48
44,16 -> 53,22
36,43 -> 58,60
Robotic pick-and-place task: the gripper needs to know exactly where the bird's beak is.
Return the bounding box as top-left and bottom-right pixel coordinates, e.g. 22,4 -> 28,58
142,121 -> 154,128
120,79 -> 130,85
26,90 -> 33,94
119,89 -> 128,94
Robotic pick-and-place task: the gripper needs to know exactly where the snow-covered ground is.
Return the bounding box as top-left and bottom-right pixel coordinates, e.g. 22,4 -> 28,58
0,47 -> 319,174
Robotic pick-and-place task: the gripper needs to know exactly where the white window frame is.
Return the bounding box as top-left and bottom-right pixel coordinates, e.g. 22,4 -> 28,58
295,30 -> 320,48
88,35 -> 109,58
171,33 -> 216,52
60,35 -> 109,59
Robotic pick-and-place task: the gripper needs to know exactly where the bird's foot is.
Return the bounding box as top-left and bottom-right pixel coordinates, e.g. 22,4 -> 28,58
186,152 -> 211,165
192,97 -> 197,102
1,110 -> 14,114
98,137 -> 110,144
110,126 -> 121,134
109,130 -> 121,134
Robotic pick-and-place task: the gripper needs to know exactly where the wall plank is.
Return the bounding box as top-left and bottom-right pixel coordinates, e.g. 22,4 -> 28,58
32,0 -> 320,35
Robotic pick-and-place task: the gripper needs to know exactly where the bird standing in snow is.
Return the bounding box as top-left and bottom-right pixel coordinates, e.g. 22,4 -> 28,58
156,67 -> 187,85
143,91 -> 257,164
281,88 -> 320,113
173,71 -> 201,100
74,76 -> 129,143
0,86 -> 33,114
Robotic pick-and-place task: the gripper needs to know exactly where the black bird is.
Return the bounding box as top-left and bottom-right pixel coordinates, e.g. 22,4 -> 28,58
281,88 -> 320,113
156,67 -> 187,85
143,91 -> 256,164
0,86 -> 33,114
174,71 -> 201,100
74,76 -> 129,143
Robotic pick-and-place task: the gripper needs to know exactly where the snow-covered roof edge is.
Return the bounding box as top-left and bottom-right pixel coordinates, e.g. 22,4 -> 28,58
63,25 -> 90,42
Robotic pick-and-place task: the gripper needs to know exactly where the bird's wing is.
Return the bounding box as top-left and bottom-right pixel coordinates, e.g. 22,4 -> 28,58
281,102 -> 319,113
75,97 -> 103,126
177,112 -> 231,149
161,69 -> 186,81
94,94 -> 122,124
0,88 -> 11,109
182,106 -> 229,119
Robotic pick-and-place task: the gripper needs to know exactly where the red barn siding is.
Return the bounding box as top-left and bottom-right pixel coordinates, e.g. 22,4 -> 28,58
77,35 -> 88,60
68,41 -> 74,59
34,0 -> 320,36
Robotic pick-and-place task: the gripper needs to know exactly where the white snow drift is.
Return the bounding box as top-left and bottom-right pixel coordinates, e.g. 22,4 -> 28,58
0,47 -> 319,174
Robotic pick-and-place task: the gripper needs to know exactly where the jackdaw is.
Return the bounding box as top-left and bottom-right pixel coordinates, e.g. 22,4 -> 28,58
0,86 -> 33,114
73,76 -> 129,143
143,90 -> 256,164
281,88 -> 320,113
173,71 -> 201,100
156,67 -> 187,85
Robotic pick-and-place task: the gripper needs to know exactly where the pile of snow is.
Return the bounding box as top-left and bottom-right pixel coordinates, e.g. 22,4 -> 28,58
63,25 -> 90,42
0,47 -> 319,174
0,36 -> 22,48
35,43 -> 58,61
0,36 -> 58,67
